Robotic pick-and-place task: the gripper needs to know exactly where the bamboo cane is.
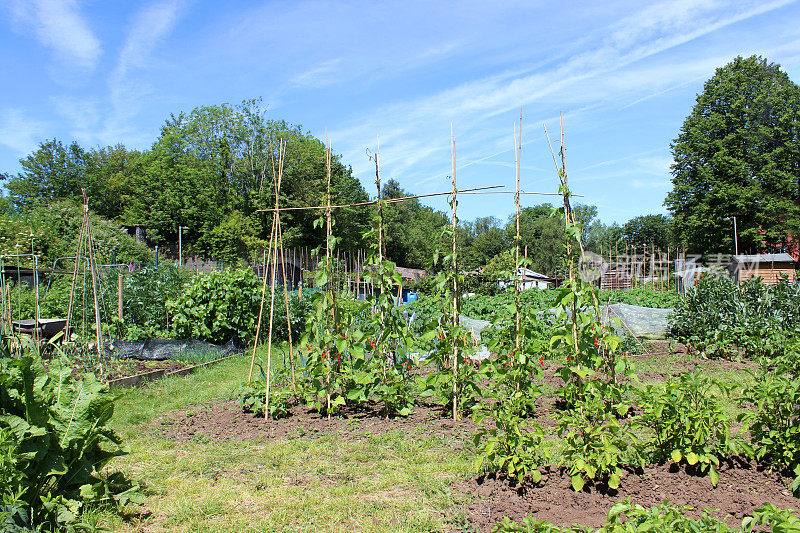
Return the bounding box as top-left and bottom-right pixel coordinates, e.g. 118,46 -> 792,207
249,173 -> 280,383
277,222 -> 297,396
264,141 -> 285,416
325,136 -> 333,419
82,191 -> 103,355
514,119 -> 521,354
450,124 -> 460,422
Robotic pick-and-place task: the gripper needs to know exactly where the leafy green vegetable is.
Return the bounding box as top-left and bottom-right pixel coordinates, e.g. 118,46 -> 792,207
0,352 -> 141,531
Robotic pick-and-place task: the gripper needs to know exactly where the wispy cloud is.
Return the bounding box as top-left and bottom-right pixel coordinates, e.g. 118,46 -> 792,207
0,109 -> 47,155
291,59 -> 342,88
47,1 -> 186,147
112,0 -> 184,84
332,0 -> 794,196
7,0 -> 100,69
99,0 -> 184,144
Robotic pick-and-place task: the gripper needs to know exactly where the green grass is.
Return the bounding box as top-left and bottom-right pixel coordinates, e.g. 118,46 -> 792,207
101,350 -> 476,532
99,432 -> 473,532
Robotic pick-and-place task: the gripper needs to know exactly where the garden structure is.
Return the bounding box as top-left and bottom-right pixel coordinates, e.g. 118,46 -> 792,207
728,253 -> 797,285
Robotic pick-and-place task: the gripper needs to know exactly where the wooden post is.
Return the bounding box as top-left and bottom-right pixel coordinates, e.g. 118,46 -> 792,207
514,117 -> 521,354
450,125 -> 460,422
117,272 -> 123,321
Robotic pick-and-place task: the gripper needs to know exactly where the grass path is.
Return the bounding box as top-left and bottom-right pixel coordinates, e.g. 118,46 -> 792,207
99,354 -> 475,532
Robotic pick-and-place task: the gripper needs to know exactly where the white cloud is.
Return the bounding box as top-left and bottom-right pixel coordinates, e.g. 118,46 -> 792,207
291,59 -> 343,88
112,0 -> 183,84
8,0 -> 100,69
99,0 -> 184,144
0,109 -> 47,154
331,0 -> 795,195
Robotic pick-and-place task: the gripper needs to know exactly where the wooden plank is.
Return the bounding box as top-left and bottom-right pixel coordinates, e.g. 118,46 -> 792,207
107,354 -> 234,389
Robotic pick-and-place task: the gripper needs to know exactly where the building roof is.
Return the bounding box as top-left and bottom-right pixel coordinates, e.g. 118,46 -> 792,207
396,266 -> 426,280
516,267 -> 554,280
731,253 -> 795,264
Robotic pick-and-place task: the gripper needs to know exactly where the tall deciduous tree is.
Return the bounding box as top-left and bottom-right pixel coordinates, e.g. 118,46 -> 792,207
622,214 -> 672,250
665,55 -> 800,255
4,140 -> 90,209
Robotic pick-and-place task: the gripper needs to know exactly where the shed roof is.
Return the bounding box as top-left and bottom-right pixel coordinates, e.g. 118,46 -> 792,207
731,253 -> 795,264
517,267 -> 554,280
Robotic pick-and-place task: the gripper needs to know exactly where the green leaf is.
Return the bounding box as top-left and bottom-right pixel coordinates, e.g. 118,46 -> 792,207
571,474 -> 585,491
686,452 -> 699,465
709,466 -> 719,487
671,449 -> 682,463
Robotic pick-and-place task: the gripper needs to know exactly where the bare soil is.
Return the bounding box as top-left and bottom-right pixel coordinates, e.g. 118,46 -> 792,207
151,400 -> 477,443
460,460 -> 799,531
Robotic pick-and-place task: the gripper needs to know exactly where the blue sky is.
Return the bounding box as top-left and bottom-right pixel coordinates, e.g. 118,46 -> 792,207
2,0 -> 800,225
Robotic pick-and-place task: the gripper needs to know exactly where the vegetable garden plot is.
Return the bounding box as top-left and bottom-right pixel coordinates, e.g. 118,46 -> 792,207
105,337 -> 241,361
462,461 -> 799,532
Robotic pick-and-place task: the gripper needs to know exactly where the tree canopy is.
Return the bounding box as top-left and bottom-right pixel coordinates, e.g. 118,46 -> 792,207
1,99 -> 670,271
665,55 -> 800,255
3,101 -> 371,264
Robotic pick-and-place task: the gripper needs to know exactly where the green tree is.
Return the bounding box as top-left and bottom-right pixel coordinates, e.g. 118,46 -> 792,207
462,216 -> 507,271
665,55 -> 800,254
585,221 -> 624,254
381,179 -> 448,269
505,204 -> 569,278
4,139 -> 90,210
622,214 -> 672,250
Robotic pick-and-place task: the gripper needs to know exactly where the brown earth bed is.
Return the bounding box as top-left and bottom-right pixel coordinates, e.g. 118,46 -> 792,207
151,400 -> 477,443
100,360 -> 186,382
460,460 -> 798,531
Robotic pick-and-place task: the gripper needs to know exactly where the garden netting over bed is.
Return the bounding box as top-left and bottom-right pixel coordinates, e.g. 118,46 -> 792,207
602,303 -> 673,340
104,338 -> 242,361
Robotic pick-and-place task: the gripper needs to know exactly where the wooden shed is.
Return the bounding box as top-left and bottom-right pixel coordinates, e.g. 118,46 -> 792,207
727,254 -> 797,285
600,262 -> 633,290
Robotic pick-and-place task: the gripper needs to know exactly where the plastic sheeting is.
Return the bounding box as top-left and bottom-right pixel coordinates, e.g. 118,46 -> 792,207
105,338 -> 241,361
602,303 -> 673,340
459,315 -> 492,340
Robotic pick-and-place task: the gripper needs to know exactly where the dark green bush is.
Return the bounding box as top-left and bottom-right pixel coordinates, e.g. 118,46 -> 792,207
167,268 -> 261,344
113,264 -> 191,339
670,275 -> 800,358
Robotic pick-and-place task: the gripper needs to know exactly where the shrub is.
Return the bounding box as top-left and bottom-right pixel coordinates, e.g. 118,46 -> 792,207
739,359 -> 800,495
114,264 -> 191,339
670,275 -> 800,359
636,371 -> 738,486
168,268 -> 261,344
